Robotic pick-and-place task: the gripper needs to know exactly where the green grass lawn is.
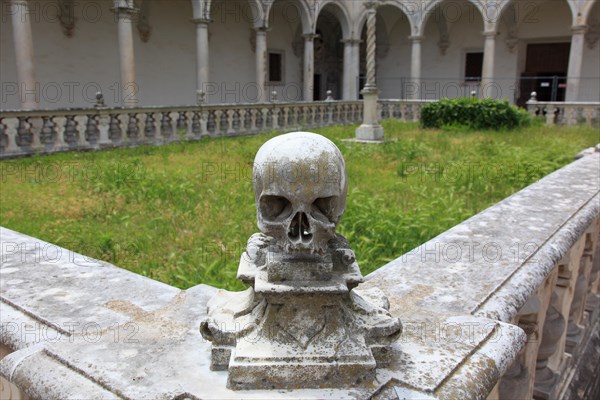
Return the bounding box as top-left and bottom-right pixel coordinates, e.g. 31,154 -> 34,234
1,120 -> 598,290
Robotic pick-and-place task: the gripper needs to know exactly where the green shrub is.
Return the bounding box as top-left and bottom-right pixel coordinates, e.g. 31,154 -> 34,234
421,97 -> 530,130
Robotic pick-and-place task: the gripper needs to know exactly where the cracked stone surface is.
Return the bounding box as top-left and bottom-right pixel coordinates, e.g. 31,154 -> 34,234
1,148 -> 598,399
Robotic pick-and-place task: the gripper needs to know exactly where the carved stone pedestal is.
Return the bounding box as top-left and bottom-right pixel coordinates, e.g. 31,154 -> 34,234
200,132 -> 401,390
355,87 -> 384,142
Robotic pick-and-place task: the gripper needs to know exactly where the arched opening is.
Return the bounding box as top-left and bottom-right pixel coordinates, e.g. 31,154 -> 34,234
496,0 -> 574,105
207,0 -> 260,103
358,5 -> 411,99
420,0 -> 486,100
314,4 -> 348,100
265,0 -> 310,102
134,0 -> 196,106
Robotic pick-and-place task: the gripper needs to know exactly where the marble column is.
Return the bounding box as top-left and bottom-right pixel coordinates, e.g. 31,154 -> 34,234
342,39 -> 360,100
566,25 -> 587,101
481,31 -> 497,98
355,3 -> 383,141
255,28 -> 268,102
193,18 -> 210,101
10,0 -> 38,109
409,35 -> 423,100
303,34 -> 316,101
114,1 -> 137,107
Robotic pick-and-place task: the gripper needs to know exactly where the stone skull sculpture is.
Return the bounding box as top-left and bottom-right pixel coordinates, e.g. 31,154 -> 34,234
253,132 -> 347,253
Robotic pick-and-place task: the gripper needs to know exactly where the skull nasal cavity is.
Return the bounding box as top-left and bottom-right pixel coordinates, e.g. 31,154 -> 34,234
288,212 -> 312,243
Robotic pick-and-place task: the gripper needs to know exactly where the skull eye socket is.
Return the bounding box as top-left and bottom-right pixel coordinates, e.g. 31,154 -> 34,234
311,196 -> 336,222
259,195 -> 292,221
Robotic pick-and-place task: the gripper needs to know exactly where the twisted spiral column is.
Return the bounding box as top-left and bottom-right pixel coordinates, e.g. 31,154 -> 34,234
365,6 -> 376,88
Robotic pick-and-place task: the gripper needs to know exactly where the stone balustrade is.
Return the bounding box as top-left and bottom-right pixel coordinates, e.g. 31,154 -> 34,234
378,99 -> 433,122
0,100 -> 369,159
526,96 -> 600,127
1,141 -> 598,398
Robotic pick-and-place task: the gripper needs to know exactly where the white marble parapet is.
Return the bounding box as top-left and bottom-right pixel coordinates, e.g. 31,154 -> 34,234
0,154 -> 598,399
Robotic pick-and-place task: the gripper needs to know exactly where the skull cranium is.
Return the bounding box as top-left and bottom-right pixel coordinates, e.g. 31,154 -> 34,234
253,132 -> 348,253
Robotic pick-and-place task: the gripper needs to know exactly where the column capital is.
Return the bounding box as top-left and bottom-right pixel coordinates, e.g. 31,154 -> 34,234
303,33 -> 318,41
482,30 -> 498,38
191,17 -> 211,25
363,1 -> 379,11
111,5 -> 137,19
254,26 -> 269,34
571,24 -> 587,35
341,38 -> 361,45
409,35 -> 424,42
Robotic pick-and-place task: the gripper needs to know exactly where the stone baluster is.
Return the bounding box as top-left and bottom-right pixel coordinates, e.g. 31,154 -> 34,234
0,119 -> 8,155
205,110 -> 215,136
160,111 -> 173,141
96,114 -> 110,148
191,111 -> 201,138
239,109 -> 247,132
292,107 -> 299,129
566,228 -> 598,354
272,107 -> 280,130
40,116 -> 57,150
249,109 -> 258,132
126,113 -> 139,141
412,104 -> 421,122
62,116 -> 78,148
343,103 -> 350,123
108,114 -> 122,143
170,111 -> 180,139
200,110 -> 208,137
546,237 -> 586,375
564,106 -> 577,126
226,110 -> 235,135
335,104 -> 344,123
176,112 -> 187,138
74,116 -> 87,147
516,268 -> 559,399
2,118 -> 19,155
214,110 -> 223,136
582,107 -> 594,127
544,105 -> 557,125
499,296 -> 540,399
310,106 -> 317,126
282,107 -> 289,129
398,104 -> 407,122
534,292 -> 566,399
15,117 -> 33,151
52,116 -> 66,150
84,114 -> 100,147
143,113 -> 155,141
260,108 -> 269,130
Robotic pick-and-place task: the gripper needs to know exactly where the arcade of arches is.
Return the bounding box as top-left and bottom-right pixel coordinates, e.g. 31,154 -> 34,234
1,0 -> 598,109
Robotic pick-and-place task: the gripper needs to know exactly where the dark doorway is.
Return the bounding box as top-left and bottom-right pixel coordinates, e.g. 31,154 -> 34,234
313,74 -> 321,101
314,9 -> 343,101
518,42 -> 570,105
